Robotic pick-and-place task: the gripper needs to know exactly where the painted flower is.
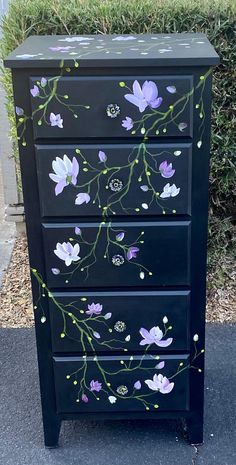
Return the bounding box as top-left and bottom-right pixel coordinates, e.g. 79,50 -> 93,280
122,117 -> 133,131
41,77 -> 47,87
108,396 -> 117,404
106,104 -> 120,118
90,380 -> 102,392
140,185 -> 149,192
75,193 -> 90,205
166,86 -> 176,94
114,321 -> 126,332
54,242 -> 81,266
49,154 -> 79,196
30,85 -> 39,97
86,303 -> 103,316
15,106 -> 24,116
116,232 -> 125,242
112,36 -> 136,41
116,385 -> 128,396
160,183 -> 180,198
124,80 -> 163,113
50,112 -> 63,128
139,326 -> 173,347
51,268 -> 60,275
104,312 -> 112,320
109,179 -> 123,192
75,227 -> 81,235
93,331 -> 101,339
156,361 -> 165,369
98,150 -> 107,162
49,46 -> 75,51
145,374 -> 174,394
134,380 -> 141,390
159,161 -> 175,178
82,394 -> 89,403
178,122 -> 188,132
127,246 -> 139,260
58,37 -> 94,42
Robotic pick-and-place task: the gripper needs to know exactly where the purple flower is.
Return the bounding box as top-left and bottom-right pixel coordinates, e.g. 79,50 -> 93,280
116,232 -> 125,242
178,122 -> 188,132
30,85 -> 39,97
156,361 -> 165,369
75,193 -> 90,205
15,106 -> 24,116
145,374 -> 174,394
122,117 -> 133,131
90,380 -> 102,392
41,77 -> 47,87
93,331 -> 101,339
125,80 -> 163,113
98,150 -> 107,162
49,46 -> 75,52
166,86 -> 176,94
140,185 -> 149,192
139,326 -> 173,347
127,246 -> 139,260
134,380 -> 141,390
49,154 -> 79,196
86,302 -> 103,317
54,242 -> 80,267
51,268 -> 60,275
159,161 -> 175,178
75,227 -> 81,235
50,112 -> 63,128
82,394 -> 89,403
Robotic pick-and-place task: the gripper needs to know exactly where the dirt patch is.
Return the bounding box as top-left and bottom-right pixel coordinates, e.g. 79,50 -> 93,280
0,235 -> 235,328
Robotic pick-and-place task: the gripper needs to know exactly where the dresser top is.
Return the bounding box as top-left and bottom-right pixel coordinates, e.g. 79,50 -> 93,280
4,33 -> 219,69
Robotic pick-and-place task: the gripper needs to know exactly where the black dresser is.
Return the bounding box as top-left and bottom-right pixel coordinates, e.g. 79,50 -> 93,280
4,33 -> 219,447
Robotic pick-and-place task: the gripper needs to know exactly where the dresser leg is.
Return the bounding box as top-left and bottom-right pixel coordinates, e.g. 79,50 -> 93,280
186,414 -> 204,445
43,417 -> 61,448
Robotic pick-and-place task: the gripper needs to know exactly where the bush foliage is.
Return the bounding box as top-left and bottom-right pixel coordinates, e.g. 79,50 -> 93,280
1,0 -> 235,271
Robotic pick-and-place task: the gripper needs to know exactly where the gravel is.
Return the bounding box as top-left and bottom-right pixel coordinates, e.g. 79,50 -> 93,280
0,235 -> 235,328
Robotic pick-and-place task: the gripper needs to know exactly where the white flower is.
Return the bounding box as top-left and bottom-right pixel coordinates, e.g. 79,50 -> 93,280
104,312 -> 112,320
163,316 -> 168,324
197,140 -> 202,148
141,203 -> 149,210
49,154 -> 79,196
54,242 -> 80,266
41,316 -> 46,323
139,271 -> 145,279
108,396 -> 117,404
75,193 -> 90,205
174,150 -> 182,156
193,334 -> 199,342
160,183 -> 180,198
50,112 -> 63,128
125,335 -> 131,342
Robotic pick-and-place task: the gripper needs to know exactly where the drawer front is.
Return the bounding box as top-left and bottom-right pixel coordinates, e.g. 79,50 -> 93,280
36,143 -> 192,217
42,221 -> 190,288
53,354 -> 189,413
30,75 -> 193,139
50,291 -> 190,353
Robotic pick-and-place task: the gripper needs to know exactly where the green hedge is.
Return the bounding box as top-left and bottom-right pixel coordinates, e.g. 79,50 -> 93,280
1,0 -> 235,277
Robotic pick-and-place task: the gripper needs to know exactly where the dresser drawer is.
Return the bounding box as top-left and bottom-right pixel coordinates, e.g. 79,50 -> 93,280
36,143 -> 191,217
53,354 -> 189,413
42,221 -> 190,288
50,291 -> 190,353
30,75 -> 193,139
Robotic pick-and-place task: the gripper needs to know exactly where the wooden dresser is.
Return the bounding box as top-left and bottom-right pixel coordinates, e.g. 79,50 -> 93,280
4,33 -> 219,447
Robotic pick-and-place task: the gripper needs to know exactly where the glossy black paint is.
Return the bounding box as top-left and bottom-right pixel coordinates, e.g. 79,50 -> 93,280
50,291 -> 190,353
53,354 -> 190,413
36,143 -> 192,217
5,33 -> 219,448
42,221 -> 190,288
30,75 -> 193,139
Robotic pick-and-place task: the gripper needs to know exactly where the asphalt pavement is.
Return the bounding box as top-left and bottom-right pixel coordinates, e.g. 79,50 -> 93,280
0,324 -> 235,465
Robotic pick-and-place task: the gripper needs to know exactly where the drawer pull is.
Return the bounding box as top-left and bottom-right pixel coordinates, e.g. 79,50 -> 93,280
112,254 -> 125,266
106,103 -> 120,118
109,178 -> 123,192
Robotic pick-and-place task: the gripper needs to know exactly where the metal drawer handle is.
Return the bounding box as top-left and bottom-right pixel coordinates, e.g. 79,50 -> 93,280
106,103 -> 120,118
109,178 -> 123,192
112,255 -> 125,266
